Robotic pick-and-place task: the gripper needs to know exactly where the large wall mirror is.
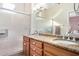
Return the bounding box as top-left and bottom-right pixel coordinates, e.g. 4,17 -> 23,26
31,3 -> 79,36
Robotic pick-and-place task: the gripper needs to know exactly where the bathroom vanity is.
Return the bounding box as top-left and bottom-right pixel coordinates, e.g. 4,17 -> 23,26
23,35 -> 79,56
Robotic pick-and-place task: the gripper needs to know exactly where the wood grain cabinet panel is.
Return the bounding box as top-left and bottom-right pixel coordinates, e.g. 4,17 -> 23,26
30,49 -> 40,56
23,36 -> 30,56
44,50 -> 55,56
30,44 -> 42,55
44,42 -> 78,56
23,36 -> 29,42
30,48 -> 42,56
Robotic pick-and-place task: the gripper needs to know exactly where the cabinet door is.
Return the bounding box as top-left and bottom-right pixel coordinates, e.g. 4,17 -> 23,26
44,42 -> 78,56
44,50 -> 55,56
30,48 -> 42,56
23,36 -> 30,56
30,44 -> 42,56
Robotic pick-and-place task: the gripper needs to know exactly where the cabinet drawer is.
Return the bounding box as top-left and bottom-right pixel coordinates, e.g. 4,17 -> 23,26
44,43 -> 78,56
30,48 -> 42,56
30,39 -> 42,49
30,44 -> 42,55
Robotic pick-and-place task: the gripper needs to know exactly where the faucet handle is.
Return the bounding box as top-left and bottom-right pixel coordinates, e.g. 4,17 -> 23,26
62,36 -> 65,39
67,37 -> 70,40
72,37 -> 76,41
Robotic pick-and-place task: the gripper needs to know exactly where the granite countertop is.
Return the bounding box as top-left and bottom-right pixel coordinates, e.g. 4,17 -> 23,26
24,34 -> 79,54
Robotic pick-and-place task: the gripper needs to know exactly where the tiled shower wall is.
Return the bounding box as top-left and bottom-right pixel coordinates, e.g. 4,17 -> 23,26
0,3 -> 31,55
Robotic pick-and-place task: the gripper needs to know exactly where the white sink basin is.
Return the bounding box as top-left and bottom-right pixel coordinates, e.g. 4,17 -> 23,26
53,39 -> 78,45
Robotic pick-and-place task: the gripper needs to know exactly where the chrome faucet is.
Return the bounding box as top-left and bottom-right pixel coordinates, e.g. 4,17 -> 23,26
66,32 -> 71,40
34,30 -> 39,35
66,31 -> 76,41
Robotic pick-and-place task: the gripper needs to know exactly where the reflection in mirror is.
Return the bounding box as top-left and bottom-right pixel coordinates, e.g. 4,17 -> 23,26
69,11 -> 79,38
31,3 -> 79,37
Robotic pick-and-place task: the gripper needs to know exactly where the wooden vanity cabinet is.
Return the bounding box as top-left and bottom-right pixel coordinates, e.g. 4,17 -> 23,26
30,38 -> 43,56
23,36 -> 79,56
23,36 -> 30,56
43,42 -> 78,56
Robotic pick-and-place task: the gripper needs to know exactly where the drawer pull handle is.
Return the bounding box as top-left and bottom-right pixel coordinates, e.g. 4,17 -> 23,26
33,48 -> 35,50
33,55 -> 35,56
24,43 -> 26,45
33,42 -> 35,44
